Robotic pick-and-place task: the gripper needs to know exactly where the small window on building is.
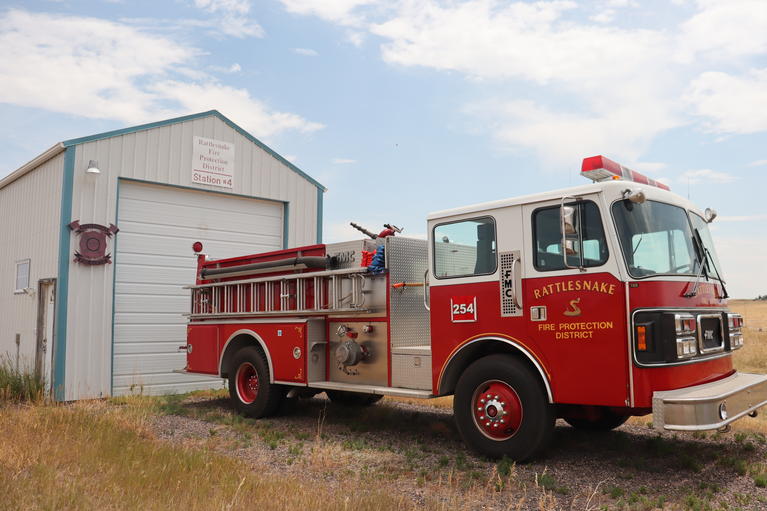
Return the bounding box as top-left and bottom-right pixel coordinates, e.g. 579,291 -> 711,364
15,259 -> 30,293
433,217 -> 497,278
533,201 -> 608,271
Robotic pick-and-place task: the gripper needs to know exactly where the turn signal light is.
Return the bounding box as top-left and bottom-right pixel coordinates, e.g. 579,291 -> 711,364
637,326 -> 647,351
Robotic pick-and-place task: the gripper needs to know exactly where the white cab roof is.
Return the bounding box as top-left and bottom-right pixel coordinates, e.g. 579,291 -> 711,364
427,180 -> 704,221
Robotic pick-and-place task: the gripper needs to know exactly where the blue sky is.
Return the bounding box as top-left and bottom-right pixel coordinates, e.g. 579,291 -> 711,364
1,0 -> 765,298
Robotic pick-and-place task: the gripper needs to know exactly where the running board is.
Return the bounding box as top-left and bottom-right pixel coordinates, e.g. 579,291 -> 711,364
309,381 -> 433,399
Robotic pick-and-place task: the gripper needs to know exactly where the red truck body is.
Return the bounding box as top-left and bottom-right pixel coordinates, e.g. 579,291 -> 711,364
183,156 -> 764,459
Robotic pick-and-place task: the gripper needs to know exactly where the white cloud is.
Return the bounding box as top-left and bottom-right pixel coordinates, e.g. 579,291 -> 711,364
367,0 -> 683,167
150,81 -> 324,136
293,48 -> 319,56
590,9 -> 615,23
468,99 -> 680,168
748,159 -> 767,167
194,0 -> 250,15
210,62 -> 242,73
346,31 -> 366,47
678,169 -> 736,184
0,10 -> 322,137
677,0 -> 767,61
193,0 -> 263,38
685,69 -> 767,134
278,0 -> 767,164
279,0 -> 379,26
332,158 -> 356,164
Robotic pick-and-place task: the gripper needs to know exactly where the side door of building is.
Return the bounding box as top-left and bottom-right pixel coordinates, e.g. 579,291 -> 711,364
521,193 -> 630,407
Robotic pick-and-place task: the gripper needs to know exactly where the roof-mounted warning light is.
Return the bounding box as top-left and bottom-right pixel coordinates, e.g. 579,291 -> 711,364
581,155 -> 670,191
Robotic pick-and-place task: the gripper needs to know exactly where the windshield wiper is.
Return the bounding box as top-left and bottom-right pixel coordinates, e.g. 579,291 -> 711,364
703,246 -> 729,299
684,229 -> 709,298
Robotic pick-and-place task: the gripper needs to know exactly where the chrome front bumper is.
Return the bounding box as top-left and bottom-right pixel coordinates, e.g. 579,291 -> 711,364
652,372 -> 767,431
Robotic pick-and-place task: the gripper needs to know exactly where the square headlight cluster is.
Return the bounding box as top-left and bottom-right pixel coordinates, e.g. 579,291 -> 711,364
728,313 -> 745,350
674,313 -> 697,359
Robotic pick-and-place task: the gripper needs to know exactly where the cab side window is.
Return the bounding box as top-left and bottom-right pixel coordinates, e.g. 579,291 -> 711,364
433,217 -> 497,278
533,201 -> 608,271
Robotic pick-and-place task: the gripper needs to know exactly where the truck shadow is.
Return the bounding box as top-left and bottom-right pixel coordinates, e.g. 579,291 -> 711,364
181,393 -> 760,494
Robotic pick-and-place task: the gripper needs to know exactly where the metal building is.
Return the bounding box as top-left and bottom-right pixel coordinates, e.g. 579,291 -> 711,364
0,110 -> 325,401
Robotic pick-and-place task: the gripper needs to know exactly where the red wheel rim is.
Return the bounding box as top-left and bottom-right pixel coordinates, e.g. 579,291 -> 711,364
235,362 -> 259,404
471,380 -> 523,440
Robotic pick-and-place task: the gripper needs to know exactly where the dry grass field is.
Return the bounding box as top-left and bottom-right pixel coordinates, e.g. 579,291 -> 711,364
729,299 -> 767,433
2,300 -> 767,510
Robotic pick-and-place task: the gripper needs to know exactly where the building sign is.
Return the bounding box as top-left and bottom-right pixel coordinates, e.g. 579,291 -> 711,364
69,221 -> 119,265
192,136 -> 234,188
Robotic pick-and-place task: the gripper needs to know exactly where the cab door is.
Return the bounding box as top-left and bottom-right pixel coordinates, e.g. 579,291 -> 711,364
521,194 -> 629,407
428,207 -> 526,391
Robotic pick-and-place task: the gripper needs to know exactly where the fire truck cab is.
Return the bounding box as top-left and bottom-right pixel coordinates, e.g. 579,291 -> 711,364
183,155 -> 767,460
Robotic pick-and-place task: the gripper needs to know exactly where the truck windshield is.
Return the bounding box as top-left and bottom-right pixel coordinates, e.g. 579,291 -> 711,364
611,200 -> 701,278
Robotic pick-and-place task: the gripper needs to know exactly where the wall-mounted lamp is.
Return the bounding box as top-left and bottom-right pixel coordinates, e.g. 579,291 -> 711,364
86,160 -> 101,175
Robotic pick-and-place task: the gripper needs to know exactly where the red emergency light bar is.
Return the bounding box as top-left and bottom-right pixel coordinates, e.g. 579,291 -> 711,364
581,155 -> 670,191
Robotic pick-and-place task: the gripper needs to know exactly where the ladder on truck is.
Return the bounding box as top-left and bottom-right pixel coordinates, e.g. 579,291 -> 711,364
187,267 -> 374,319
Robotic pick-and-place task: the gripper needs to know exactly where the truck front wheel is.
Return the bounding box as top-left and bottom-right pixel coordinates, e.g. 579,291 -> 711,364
228,346 -> 284,418
454,354 -> 554,461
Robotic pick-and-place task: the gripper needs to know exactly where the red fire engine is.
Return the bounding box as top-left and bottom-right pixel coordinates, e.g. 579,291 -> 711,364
182,155 -> 767,460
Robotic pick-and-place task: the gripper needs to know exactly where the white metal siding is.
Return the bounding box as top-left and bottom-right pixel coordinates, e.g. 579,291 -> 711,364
60,114 -> 320,400
113,181 -> 282,395
0,152 -> 63,371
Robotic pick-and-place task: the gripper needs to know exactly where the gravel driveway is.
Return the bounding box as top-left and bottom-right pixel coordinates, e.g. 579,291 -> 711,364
147,393 -> 767,510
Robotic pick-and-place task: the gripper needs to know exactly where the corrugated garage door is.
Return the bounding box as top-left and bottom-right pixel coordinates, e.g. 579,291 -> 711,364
113,181 -> 283,396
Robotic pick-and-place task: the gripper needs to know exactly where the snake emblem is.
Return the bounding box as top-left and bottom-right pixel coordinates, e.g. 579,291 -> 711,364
563,298 -> 582,317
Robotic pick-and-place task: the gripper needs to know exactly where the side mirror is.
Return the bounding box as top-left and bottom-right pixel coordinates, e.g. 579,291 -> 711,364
561,206 -> 577,235
704,208 -> 717,223
559,196 -> 586,271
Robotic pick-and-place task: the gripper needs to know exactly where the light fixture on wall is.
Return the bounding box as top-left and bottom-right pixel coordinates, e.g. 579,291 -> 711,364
85,160 -> 101,175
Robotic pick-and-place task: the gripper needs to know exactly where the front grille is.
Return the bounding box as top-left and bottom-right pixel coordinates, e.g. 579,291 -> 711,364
698,314 -> 725,354
633,309 -> 730,366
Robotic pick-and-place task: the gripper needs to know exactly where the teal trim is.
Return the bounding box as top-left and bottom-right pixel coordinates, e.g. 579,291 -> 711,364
62,110 -> 326,192
212,111 -> 326,192
283,203 -> 290,249
316,188 -> 324,243
110,179 -> 121,397
53,146 -> 75,401
62,111 -> 218,147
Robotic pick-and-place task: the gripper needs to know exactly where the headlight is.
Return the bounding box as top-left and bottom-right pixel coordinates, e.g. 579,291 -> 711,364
675,313 -> 696,335
674,313 -> 697,359
727,313 -> 744,350
676,336 -> 697,358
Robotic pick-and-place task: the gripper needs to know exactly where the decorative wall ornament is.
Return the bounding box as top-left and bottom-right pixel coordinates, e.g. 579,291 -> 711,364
68,221 -> 119,265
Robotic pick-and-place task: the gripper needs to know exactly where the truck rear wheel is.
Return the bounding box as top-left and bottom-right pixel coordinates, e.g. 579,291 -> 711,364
326,390 -> 383,407
228,346 -> 284,418
454,354 -> 554,461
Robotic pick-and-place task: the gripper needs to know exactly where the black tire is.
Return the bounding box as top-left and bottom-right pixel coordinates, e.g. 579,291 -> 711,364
564,412 -> 629,431
454,354 -> 554,461
228,346 -> 284,418
326,390 -> 383,407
